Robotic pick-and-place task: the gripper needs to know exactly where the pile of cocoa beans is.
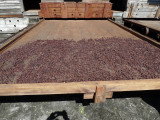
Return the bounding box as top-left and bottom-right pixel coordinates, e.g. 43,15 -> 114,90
0,38 -> 160,84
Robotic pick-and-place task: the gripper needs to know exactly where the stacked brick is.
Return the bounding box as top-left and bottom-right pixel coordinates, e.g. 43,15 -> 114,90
38,2 -> 113,18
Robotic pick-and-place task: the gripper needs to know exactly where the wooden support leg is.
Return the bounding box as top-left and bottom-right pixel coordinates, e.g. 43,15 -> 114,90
155,5 -> 160,19
94,85 -> 106,103
145,27 -> 149,35
105,91 -> 113,99
84,93 -> 94,99
83,92 -> 113,100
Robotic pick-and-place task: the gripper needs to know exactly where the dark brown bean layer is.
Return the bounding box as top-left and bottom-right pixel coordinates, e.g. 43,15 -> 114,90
0,38 -> 160,84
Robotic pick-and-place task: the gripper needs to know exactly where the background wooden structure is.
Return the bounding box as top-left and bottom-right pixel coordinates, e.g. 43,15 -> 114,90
38,2 -> 113,18
0,0 -> 24,17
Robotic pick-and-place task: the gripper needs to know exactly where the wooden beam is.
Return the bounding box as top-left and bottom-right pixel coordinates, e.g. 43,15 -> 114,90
0,79 -> 160,96
94,85 -> 106,103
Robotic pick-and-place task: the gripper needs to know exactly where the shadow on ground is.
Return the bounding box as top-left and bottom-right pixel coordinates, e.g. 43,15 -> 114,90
113,90 -> 160,113
0,91 -> 160,113
47,110 -> 69,120
0,94 -> 93,106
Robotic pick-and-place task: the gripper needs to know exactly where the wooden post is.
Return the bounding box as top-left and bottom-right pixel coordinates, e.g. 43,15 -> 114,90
155,5 -> 160,19
128,4 -> 134,18
94,85 -> 106,103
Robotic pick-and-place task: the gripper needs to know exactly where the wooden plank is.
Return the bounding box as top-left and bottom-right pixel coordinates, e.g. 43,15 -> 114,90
104,79 -> 160,92
0,14 -> 23,18
103,3 -> 112,18
85,3 -> 92,18
65,2 -> 76,8
47,3 -> 62,8
76,12 -> 85,18
49,8 -> 61,12
0,79 -> 160,96
50,12 -> 62,18
92,8 -> 104,12
92,12 -> 103,18
91,3 -> 105,8
38,11 -> 44,18
77,2 -> 85,8
94,85 -> 106,103
67,13 -> 76,18
67,8 -> 77,13
77,8 -> 85,13
61,4 -> 67,18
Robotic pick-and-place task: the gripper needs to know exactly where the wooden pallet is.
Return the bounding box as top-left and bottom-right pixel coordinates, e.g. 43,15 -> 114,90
0,20 -> 160,103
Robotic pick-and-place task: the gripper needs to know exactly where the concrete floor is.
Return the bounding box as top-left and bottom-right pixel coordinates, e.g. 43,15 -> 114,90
0,91 -> 160,120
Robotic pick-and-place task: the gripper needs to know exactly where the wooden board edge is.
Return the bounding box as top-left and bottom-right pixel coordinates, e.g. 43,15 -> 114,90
0,15 -> 23,18
108,19 -> 160,48
124,19 -> 160,34
0,19 -> 45,54
0,78 -> 160,96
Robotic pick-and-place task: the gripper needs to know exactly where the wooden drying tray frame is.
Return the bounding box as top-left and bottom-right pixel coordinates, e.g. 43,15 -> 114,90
123,19 -> 160,34
0,19 -> 160,103
0,15 -> 23,18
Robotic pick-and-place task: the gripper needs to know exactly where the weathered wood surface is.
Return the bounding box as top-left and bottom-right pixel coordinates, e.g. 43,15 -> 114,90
0,0 -> 24,16
0,18 -> 29,34
109,19 -> 160,48
0,15 -> 23,18
0,79 -> 160,96
94,85 -> 106,103
123,0 -> 160,18
124,19 -> 160,33
39,2 -> 113,18
1,20 -> 140,53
